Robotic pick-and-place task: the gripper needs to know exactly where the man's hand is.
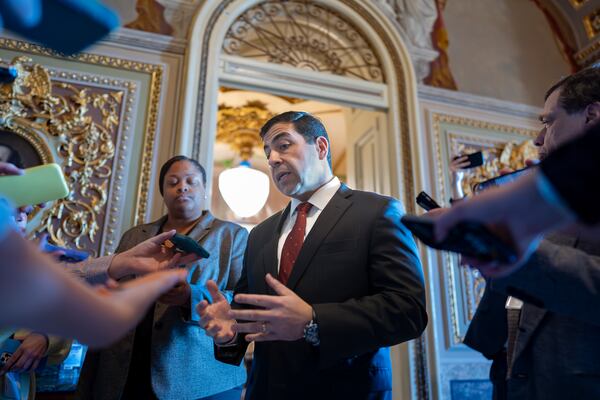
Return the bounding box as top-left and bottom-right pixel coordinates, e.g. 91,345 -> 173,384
427,172 -> 559,277
427,206 -> 540,278
108,230 -> 200,279
0,333 -> 48,374
197,280 -> 236,344
159,282 -> 191,306
230,273 -> 313,342
450,155 -> 470,172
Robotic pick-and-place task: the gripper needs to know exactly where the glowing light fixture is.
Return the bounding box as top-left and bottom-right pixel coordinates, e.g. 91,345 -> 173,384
218,161 -> 269,218
216,102 -> 273,218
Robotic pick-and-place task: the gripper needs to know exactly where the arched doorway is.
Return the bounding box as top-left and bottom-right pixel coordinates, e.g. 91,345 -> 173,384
180,1 -> 428,398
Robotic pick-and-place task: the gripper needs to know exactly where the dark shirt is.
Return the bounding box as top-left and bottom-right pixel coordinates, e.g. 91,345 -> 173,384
121,304 -> 157,400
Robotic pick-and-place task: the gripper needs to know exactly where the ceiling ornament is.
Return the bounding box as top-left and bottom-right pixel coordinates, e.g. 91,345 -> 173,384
217,101 -> 274,160
222,1 -> 384,83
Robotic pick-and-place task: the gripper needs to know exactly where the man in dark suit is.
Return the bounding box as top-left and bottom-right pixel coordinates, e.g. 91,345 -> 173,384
464,66 -> 600,400
198,111 -> 427,400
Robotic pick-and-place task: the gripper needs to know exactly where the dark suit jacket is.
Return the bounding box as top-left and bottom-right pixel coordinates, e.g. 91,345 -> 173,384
540,122 -> 600,224
216,185 -> 427,400
464,233 -> 600,400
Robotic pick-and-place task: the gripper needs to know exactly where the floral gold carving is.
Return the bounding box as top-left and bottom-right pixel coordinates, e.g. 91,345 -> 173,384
0,38 -> 163,227
223,1 -> 384,82
0,56 -> 123,255
453,139 -> 538,198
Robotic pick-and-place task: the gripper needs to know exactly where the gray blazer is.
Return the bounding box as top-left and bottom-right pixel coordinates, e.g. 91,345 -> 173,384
76,211 -> 248,400
464,233 -> 600,400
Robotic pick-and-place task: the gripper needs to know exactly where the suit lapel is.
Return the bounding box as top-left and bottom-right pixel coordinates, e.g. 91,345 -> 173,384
512,304 -> 546,363
262,206 -> 290,295
186,211 -> 215,243
139,216 -> 166,240
286,185 -> 352,290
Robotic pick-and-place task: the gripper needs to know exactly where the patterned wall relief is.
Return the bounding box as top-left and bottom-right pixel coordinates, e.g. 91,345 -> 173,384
0,38 -> 164,238
223,1 -> 384,83
0,56 -> 139,257
431,113 -> 538,344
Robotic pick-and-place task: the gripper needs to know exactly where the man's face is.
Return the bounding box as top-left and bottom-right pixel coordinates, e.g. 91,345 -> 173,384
162,161 -> 205,218
262,122 -> 328,199
535,89 -> 589,160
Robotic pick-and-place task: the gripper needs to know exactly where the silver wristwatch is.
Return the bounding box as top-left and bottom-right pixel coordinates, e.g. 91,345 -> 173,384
303,309 -> 320,346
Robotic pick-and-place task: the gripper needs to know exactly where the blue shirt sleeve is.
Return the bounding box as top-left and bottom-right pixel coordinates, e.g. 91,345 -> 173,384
0,197 -> 16,241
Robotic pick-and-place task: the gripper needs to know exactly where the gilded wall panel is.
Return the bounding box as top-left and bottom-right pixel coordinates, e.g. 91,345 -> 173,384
0,39 -> 164,255
431,113 -> 537,344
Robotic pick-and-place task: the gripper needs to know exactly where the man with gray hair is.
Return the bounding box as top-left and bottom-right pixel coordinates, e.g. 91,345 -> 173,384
464,66 -> 600,400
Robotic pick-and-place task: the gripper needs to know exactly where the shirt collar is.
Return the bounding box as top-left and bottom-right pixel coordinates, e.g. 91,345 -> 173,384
290,176 -> 341,215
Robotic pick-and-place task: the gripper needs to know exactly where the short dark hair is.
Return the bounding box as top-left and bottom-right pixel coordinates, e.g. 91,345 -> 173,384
158,155 -> 206,196
259,111 -> 332,167
545,65 -> 600,114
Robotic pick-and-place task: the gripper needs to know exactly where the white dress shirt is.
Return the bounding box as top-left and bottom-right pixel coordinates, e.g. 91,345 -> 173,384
276,176 -> 341,272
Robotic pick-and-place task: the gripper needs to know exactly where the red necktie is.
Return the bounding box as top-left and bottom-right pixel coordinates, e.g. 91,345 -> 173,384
279,202 -> 313,285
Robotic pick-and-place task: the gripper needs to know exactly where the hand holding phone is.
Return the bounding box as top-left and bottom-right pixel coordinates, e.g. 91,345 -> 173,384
401,214 -> 517,264
452,151 -> 483,169
0,163 -> 69,208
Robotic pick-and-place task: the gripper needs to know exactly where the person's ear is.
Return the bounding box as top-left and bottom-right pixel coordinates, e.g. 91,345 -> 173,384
585,102 -> 600,124
315,136 -> 329,161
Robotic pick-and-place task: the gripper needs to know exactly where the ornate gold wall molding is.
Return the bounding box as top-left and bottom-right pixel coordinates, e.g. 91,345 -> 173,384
0,57 -> 136,256
431,112 -> 538,344
0,38 -> 163,228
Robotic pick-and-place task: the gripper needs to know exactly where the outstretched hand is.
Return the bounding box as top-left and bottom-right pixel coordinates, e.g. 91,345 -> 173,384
109,230 -> 200,279
229,274 -> 313,342
197,280 -> 236,344
427,173 -> 551,277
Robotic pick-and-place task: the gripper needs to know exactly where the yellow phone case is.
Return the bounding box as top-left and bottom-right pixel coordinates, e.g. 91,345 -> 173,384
0,163 -> 69,207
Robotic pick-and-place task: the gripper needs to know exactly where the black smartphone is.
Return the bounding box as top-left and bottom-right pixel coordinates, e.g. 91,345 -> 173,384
453,151 -> 483,169
472,167 -> 531,193
168,233 -> 210,259
401,215 -> 517,264
416,191 -> 441,211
